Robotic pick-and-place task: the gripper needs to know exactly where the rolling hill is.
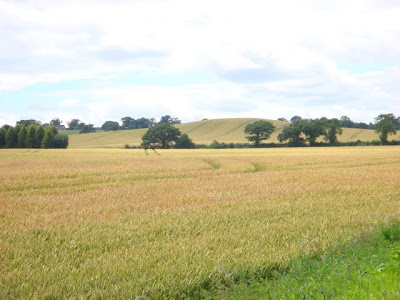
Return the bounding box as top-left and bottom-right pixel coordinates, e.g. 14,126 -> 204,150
68,118 -> 397,148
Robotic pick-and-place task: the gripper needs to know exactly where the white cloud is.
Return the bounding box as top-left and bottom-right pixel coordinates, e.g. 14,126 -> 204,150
0,0 -> 399,125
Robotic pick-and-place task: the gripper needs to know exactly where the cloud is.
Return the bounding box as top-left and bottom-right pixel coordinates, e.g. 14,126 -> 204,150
0,0 -> 399,125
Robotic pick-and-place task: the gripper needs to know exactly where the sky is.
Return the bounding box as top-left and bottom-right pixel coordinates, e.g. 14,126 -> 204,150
0,0 -> 399,127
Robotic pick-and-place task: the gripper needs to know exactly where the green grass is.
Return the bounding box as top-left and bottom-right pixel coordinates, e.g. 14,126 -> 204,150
61,130 -> 81,135
214,222 -> 400,299
68,118 -> 396,149
61,129 -> 105,136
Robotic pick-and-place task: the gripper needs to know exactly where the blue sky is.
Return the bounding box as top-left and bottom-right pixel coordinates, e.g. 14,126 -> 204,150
0,0 -> 399,126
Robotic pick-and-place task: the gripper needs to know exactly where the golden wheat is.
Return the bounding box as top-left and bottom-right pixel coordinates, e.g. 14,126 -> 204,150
1,147 -> 399,298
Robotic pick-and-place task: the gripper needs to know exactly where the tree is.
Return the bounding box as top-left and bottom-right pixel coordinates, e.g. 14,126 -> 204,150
135,117 -> 156,128
17,126 -> 27,148
278,120 -> 305,146
340,116 -> 354,128
79,124 -> 96,134
290,116 -> 302,122
67,119 -> 82,130
323,118 -> 343,145
302,119 -> 325,146
141,123 -> 181,149
16,119 -> 41,126
50,118 -> 61,127
244,120 -> 276,147
121,116 -> 135,129
26,124 -> 37,148
35,125 -> 45,148
14,125 -> 21,136
159,115 -> 181,125
175,133 -> 195,149
48,125 -> 58,135
101,121 -> 120,131
5,126 -> 18,148
277,117 -> 288,122
41,127 -> 56,148
395,116 -> 400,130
54,134 -> 69,148
374,113 -> 397,144
0,128 -> 7,147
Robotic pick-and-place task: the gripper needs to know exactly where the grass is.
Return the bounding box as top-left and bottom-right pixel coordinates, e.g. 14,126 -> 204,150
68,118 -> 397,148
0,147 -> 399,298
61,129 -> 105,136
217,222 -> 400,299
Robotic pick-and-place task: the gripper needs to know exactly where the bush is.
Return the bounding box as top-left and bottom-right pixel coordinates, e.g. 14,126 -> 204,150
54,134 -> 69,149
175,134 -> 196,149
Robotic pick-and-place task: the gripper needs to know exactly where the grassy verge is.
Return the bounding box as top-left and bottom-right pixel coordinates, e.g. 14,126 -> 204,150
211,222 -> 400,299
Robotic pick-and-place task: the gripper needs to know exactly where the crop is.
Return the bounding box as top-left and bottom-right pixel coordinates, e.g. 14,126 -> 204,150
1,147 -> 399,298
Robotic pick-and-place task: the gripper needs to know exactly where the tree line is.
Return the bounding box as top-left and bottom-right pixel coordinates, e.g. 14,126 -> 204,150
0,124 -> 68,149
279,115 -> 400,130
102,115 -> 181,131
68,115 -> 181,133
137,113 -> 397,149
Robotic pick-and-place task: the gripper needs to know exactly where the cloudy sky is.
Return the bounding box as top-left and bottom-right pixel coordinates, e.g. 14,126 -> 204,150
0,0 -> 399,126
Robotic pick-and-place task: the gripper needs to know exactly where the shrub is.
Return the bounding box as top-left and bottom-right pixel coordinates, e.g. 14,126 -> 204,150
175,134 -> 196,149
54,134 -> 69,149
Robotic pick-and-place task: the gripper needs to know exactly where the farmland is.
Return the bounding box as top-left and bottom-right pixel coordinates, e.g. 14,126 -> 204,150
1,147 -> 399,298
67,118 -> 398,148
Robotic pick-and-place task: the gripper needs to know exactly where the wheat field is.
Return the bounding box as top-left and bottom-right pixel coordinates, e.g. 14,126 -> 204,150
68,118 -> 396,148
1,147 -> 399,298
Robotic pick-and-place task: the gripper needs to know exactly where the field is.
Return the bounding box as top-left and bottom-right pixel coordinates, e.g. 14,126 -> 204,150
68,118 -> 397,148
1,147 -> 400,298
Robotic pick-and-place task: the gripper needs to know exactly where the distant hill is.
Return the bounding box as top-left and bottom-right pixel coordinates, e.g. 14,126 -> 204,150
68,118 -> 397,148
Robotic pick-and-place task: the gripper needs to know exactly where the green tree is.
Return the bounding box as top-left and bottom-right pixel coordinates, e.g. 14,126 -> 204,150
35,125 -> 45,148
159,115 -> 181,125
16,119 -> 41,126
244,120 -> 276,147
79,124 -> 96,134
374,113 -> 397,144
50,118 -> 61,127
323,118 -> 343,145
278,120 -> 305,146
340,116 -> 354,128
175,133 -> 195,149
41,126 -> 56,148
101,121 -> 120,131
17,126 -> 27,148
14,124 -> 21,136
121,116 -> 135,129
290,116 -> 302,122
26,124 -> 37,148
141,123 -> 181,149
135,117 -> 156,128
302,119 -> 325,146
0,128 -> 7,148
67,119 -> 82,130
5,126 -> 18,148
54,134 -> 69,148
